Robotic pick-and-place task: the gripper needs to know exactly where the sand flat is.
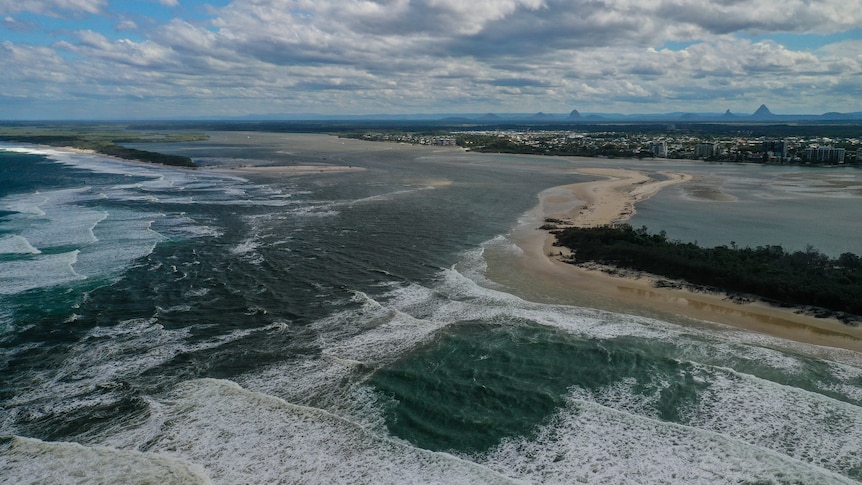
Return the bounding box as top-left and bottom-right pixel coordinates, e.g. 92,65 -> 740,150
514,167 -> 862,353
225,164 -> 366,175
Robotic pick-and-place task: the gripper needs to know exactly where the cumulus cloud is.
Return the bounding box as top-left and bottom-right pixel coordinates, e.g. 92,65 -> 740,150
2,0 -> 862,117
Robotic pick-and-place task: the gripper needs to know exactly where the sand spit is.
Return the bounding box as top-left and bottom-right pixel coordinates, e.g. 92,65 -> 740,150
515,168 -> 862,354
226,165 -> 366,176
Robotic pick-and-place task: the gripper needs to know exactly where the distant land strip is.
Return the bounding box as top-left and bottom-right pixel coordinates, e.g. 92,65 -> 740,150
0,128 -> 206,167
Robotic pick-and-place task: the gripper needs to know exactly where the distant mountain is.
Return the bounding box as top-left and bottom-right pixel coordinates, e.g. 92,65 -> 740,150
169,107 -> 862,123
819,112 -> 857,121
438,116 -> 475,123
751,104 -> 776,119
531,112 -> 555,120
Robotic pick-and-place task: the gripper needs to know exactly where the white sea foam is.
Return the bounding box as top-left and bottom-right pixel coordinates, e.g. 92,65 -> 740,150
230,238 -> 259,256
0,235 -> 41,255
557,355 -> 862,477
55,209 -> 164,281
0,250 -> 84,295
0,188 -> 162,294
3,146 -> 185,181
282,262 -> 862,480
2,193 -> 48,216
235,287 -> 466,427
111,378 -> 520,484
1,189 -> 105,244
153,215 -> 223,239
681,366 -> 862,476
818,362 -> 862,403
2,145 -> 266,209
249,278 -> 862,482
317,301 -> 447,366
1,318 -> 270,430
0,436 -> 211,485
0,147 -> 252,293
348,187 -> 433,205
247,289 -> 450,388
239,355 -> 374,423
479,397 -> 855,484
184,287 -> 211,298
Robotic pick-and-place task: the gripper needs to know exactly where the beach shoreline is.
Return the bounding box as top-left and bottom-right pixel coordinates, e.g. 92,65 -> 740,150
56,144 -> 367,176
508,167 -> 862,354
28,140 -> 862,353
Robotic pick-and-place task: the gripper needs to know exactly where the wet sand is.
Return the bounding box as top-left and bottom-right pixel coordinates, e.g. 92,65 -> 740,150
511,168 -> 862,353
225,165 -> 366,176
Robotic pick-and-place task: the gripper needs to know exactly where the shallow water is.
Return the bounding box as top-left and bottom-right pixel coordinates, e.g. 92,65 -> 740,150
1,135 -> 861,484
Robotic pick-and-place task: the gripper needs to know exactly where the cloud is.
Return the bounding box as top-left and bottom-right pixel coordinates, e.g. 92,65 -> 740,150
0,0 -> 106,17
115,19 -> 138,31
3,16 -> 40,33
2,0 -> 862,117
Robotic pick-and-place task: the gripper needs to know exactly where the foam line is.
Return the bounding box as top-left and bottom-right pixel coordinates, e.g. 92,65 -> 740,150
480,396 -> 857,484
134,379 -> 522,484
86,211 -> 109,243
0,235 -> 41,255
0,250 -> 85,295
1,193 -> 48,217
0,319 -> 269,425
0,436 -> 211,485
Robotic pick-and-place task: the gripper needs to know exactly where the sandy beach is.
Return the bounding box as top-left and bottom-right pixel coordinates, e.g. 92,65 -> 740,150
57,145 -> 367,176
513,167 -> 862,353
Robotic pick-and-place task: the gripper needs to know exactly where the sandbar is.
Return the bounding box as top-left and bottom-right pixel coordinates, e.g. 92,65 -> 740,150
225,165 -> 366,176
511,168 -> 862,354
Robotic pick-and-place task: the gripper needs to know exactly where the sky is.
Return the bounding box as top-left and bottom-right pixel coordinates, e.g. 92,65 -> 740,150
1,0 -> 861,119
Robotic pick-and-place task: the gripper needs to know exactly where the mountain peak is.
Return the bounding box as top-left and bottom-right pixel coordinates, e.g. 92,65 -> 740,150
531,112 -> 554,120
568,109 -> 581,119
752,104 -> 774,117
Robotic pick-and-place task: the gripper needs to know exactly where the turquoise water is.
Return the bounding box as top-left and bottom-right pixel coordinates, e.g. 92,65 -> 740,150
370,323 -> 711,453
1,135 -> 862,483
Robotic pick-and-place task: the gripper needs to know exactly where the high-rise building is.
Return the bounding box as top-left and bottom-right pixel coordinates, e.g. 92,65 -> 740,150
648,141 -> 667,158
762,140 -> 787,158
694,143 -> 716,159
802,146 -> 845,163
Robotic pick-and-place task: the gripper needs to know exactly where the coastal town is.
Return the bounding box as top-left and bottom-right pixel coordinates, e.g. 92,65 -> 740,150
349,127 -> 862,165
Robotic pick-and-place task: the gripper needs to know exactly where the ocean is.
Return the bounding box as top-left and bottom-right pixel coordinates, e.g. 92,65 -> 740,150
2,132 -> 862,484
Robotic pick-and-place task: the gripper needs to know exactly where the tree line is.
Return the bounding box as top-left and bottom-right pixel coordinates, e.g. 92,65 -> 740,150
0,130 -> 199,167
552,224 -> 862,323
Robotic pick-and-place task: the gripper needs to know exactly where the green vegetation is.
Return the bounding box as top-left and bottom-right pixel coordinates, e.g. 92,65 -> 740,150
552,224 -> 862,323
0,126 -> 206,167
456,133 -> 649,158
